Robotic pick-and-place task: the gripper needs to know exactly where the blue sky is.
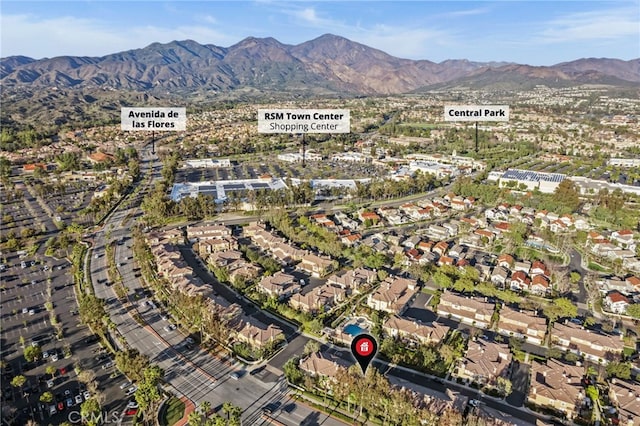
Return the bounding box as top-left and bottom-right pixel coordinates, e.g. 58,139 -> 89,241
1,1 -> 638,65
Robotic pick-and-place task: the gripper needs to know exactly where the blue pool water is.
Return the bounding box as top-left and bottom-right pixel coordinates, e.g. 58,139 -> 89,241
343,324 -> 366,336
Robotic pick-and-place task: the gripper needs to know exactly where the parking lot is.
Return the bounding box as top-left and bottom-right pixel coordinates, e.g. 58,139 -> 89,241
175,157 -> 389,184
1,202 -> 131,425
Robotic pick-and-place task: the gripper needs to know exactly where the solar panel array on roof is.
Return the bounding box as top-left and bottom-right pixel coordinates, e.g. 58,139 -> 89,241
538,173 -> 565,183
251,183 -> 270,189
199,185 -> 217,191
502,169 -> 540,182
502,169 -> 566,183
224,184 -> 246,190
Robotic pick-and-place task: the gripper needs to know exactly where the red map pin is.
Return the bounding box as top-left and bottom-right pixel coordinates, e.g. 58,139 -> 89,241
351,334 -> 377,374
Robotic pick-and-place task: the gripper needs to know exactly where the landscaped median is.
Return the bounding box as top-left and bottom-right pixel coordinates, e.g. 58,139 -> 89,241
158,396 -> 187,426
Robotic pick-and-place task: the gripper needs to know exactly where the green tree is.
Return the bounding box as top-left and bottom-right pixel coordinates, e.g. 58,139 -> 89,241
45,365 -> 56,379
40,391 -> 54,403
283,357 -> 304,385
625,304 -> 640,319
553,179 -> 581,212
303,340 -> 320,356
23,345 -> 42,362
135,364 -> 164,416
543,297 -> 578,323
115,349 -> 149,382
495,377 -> 512,397
606,361 -> 631,379
78,294 -> 107,333
11,374 -> 26,389
80,397 -> 101,425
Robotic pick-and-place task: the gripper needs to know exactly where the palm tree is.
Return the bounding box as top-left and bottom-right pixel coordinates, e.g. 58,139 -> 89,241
187,410 -> 203,426
199,400 -> 211,416
222,401 -> 234,420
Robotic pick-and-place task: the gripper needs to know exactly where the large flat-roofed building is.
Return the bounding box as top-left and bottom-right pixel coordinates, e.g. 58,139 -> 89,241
277,152 -> 323,162
498,169 -> 565,193
407,161 -> 459,179
608,158 -> 640,168
170,178 -> 288,203
182,158 -> 231,168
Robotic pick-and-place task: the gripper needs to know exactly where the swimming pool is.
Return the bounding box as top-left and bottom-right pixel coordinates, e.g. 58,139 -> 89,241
343,324 -> 366,336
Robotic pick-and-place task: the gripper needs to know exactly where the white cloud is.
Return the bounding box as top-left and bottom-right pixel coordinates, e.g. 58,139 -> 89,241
0,13 -> 236,58
280,5 -> 455,59
200,14 -> 217,24
538,6 -> 640,43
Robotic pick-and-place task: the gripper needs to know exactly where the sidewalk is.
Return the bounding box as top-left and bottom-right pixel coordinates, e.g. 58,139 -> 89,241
173,396 -> 196,426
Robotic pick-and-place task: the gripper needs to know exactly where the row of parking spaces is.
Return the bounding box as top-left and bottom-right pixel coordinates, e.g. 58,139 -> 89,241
175,158 -> 389,184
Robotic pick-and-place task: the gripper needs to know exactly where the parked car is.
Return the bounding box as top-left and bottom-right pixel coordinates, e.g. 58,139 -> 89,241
83,391 -> 91,400
65,398 -> 74,408
74,395 -> 83,405
124,408 -> 138,416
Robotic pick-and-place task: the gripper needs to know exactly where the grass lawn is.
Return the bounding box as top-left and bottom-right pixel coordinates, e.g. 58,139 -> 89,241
160,397 -> 186,426
587,261 -> 609,272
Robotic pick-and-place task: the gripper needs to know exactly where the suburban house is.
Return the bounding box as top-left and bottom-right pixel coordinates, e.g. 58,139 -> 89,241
327,268 -> 377,293
270,243 -> 306,265
289,284 -> 346,314
186,224 -> 231,242
257,272 -> 300,300
195,236 -> 238,255
366,276 -> 418,314
491,266 -> 509,287
436,292 -> 495,329
530,275 -> 551,295
604,291 -> 630,314
528,359 -> 585,420
234,320 -> 284,350
608,379 -> 640,426
509,270 -> 531,292
611,229 -> 637,250
551,322 -> 624,363
382,315 -> 449,346
299,351 -> 350,384
298,253 -> 336,277
497,306 -> 547,345
456,340 -> 512,386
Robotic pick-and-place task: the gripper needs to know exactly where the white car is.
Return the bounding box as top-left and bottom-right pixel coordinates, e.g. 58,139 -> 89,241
75,394 -> 83,405
125,386 -> 137,396
43,351 -> 49,359
119,381 -> 132,390
51,354 -> 59,362
469,399 -> 481,408
83,391 -> 91,400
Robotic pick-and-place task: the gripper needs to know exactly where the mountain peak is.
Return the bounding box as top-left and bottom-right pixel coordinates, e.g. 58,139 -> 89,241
1,35 -> 638,97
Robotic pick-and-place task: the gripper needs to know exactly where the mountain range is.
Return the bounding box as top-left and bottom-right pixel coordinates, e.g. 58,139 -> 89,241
2,34 -> 639,96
